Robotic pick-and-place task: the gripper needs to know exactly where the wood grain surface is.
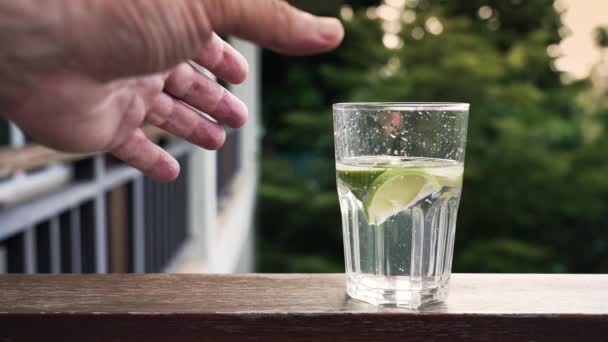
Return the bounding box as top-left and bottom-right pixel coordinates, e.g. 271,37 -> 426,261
0,273 -> 607,341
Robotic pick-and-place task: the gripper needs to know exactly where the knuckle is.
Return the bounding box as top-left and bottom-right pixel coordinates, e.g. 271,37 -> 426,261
166,63 -> 194,97
148,95 -> 174,126
210,38 -> 226,70
145,75 -> 166,97
125,95 -> 147,126
212,86 -> 228,113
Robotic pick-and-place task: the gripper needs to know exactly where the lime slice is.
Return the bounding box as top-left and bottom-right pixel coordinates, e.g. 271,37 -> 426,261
363,169 -> 441,225
337,167 -> 386,201
428,164 -> 464,188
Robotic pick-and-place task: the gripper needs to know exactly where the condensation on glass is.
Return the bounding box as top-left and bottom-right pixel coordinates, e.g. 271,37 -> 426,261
333,102 -> 469,308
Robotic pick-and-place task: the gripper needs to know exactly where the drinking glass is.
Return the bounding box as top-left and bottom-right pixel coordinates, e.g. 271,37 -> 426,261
333,102 -> 469,308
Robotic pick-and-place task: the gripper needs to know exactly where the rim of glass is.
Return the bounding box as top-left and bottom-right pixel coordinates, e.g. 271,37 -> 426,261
333,102 -> 469,111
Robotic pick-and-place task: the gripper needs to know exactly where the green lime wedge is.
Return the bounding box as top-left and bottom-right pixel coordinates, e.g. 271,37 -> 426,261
430,165 -> 464,188
363,169 -> 441,225
337,167 -> 386,201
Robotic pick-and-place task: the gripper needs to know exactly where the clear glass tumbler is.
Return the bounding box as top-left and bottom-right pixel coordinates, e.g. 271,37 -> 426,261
333,102 -> 469,308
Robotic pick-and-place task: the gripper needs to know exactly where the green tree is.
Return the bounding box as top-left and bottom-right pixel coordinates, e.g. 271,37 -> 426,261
257,1 -> 608,273
595,26 -> 608,48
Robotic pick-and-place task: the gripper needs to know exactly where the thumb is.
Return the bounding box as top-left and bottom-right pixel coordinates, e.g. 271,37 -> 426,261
69,0 -> 343,81
203,0 -> 345,55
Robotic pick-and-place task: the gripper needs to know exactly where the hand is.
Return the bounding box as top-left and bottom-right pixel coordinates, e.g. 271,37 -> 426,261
0,0 -> 344,180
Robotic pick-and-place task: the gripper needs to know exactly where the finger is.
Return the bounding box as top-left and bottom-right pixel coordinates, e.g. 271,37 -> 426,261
203,0 -> 344,55
163,63 -> 248,128
193,33 -> 248,84
147,92 -> 226,150
73,0 -> 342,81
111,129 -> 180,181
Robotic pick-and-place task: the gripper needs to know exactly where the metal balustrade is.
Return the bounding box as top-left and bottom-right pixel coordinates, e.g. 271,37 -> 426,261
217,128 -> 241,205
0,132 -> 193,274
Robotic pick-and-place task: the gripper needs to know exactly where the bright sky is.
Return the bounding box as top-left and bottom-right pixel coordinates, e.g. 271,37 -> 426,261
557,0 -> 608,79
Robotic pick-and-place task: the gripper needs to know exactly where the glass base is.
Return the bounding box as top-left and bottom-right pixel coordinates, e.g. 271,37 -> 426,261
346,275 -> 449,308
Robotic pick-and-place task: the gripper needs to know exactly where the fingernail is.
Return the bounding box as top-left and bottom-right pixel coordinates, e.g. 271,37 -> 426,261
153,155 -> 180,182
215,93 -> 248,128
317,17 -> 344,41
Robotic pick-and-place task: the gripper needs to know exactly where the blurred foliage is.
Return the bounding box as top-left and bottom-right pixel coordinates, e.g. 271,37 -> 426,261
595,26 -> 608,48
257,0 -> 608,273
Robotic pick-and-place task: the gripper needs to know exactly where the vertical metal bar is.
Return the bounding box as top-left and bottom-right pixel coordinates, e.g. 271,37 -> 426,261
181,157 -> 189,243
80,201 -> 96,273
157,181 -> 164,269
160,181 -> 167,267
202,151 -> 217,267
6,234 -> 23,272
158,180 -> 165,271
143,178 -> 152,272
59,212 -> 72,272
146,178 -> 157,272
157,181 -> 162,271
34,223 -> 50,273
95,192 -> 108,273
49,217 -> 61,273
169,179 -> 177,257
156,180 -> 163,271
132,178 -> 145,273
147,179 -> 154,272
23,227 -> 36,274
174,170 -> 181,248
70,207 -> 82,273
163,181 -> 170,266
180,161 -> 189,244
166,181 -> 173,261
0,244 -> 6,273
93,156 -> 108,273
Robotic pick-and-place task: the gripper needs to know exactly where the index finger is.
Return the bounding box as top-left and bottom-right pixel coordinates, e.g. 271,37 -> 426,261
203,0 -> 344,55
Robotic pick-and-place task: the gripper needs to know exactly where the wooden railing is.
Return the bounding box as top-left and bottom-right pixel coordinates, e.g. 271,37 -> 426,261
0,274 -> 606,341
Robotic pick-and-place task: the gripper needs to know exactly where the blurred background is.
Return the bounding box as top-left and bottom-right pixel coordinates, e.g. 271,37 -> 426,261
0,0 -> 607,274
257,0 -> 608,273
